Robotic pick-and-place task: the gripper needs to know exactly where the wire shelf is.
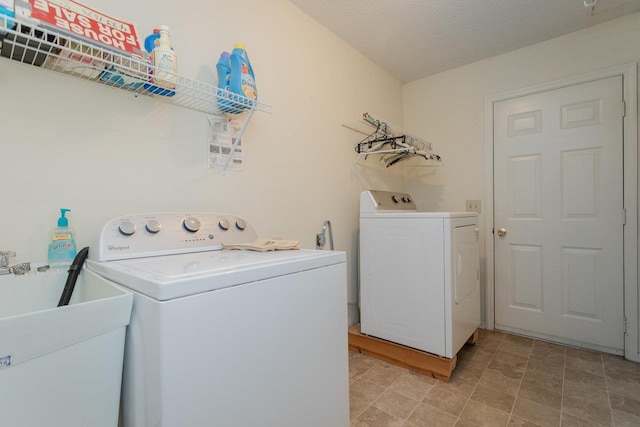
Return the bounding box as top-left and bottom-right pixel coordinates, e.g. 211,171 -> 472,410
0,15 -> 271,116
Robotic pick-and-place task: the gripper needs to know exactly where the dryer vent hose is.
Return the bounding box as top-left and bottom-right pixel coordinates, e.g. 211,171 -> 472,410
57,247 -> 89,307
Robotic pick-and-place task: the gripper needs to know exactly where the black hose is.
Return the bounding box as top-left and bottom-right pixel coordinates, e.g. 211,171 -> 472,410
57,247 -> 89,307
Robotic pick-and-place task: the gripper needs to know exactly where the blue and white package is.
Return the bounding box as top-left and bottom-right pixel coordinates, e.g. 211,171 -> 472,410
0,0 -> 15,31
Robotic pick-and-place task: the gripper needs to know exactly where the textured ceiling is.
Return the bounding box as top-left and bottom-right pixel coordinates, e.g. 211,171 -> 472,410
289,0 -> 640,83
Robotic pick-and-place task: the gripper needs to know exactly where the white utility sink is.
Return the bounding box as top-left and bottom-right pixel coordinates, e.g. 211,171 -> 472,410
0,267 -> 133,427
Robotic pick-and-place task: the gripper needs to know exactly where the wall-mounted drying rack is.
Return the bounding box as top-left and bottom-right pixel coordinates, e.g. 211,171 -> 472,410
0,15 -> 272,173
343,113 -> 442,168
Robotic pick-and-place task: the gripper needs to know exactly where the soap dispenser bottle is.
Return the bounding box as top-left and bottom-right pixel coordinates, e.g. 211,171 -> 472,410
47,208 -> 77,268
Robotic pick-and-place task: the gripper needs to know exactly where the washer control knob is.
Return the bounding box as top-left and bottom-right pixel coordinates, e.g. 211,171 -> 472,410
235,219 -> 246,231
218,219 -> 230,231
146,219 -> 162,234
183,217 -> 201,233
402,197 -> 408,203
391,195 -> 400,203
119,221 -> 136,236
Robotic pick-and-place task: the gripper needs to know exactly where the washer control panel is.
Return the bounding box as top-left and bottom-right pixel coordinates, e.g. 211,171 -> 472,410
97,213 -> 258,261
364,190 -> 417,211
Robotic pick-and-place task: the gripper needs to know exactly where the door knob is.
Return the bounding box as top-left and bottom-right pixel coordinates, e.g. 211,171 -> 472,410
497,228 -> 507,237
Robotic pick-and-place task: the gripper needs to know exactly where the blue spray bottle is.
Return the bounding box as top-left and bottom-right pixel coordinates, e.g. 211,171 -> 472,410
228,42 -> 257,110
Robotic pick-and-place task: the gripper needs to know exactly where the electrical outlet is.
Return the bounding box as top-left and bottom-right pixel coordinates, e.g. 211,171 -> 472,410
466,200 -> 481,213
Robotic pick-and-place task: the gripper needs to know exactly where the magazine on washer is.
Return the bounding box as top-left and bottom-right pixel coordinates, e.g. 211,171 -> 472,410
222,238 -> 300,252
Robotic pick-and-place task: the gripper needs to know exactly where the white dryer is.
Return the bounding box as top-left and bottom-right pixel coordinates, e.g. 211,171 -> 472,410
359,190 -> 480,358
87,213 -> 349,427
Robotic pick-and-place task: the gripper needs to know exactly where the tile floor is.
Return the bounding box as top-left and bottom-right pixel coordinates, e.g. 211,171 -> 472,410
349,329 -> 640,426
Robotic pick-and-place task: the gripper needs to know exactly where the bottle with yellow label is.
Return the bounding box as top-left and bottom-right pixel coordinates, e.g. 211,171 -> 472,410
229,42 -> 257,110
48,208 -> 77,268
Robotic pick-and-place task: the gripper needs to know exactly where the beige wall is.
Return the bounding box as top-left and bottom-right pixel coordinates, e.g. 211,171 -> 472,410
0,0 -> 404,310
403,13 -> 640,323
5,2 -> 637,328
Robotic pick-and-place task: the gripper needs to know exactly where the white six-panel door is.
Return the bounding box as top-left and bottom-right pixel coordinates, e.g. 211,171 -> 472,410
494,76 -> 624,354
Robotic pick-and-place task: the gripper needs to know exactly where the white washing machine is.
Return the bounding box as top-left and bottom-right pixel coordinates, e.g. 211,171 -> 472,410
359,190 -> 480,358
86,213 -> 349,427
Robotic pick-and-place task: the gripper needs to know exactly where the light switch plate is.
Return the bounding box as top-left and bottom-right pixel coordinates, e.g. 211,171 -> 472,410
466,200 -> 481,213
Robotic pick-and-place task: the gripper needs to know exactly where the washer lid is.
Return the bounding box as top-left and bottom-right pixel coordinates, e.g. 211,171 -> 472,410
86,249 -> 345,301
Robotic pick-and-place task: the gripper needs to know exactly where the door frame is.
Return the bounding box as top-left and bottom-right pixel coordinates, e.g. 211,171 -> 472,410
484,63 -> 638,361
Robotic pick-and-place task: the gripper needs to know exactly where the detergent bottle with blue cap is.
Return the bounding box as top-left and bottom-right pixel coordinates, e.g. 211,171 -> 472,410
47,209 -> 77,268
216,51 -> 235,113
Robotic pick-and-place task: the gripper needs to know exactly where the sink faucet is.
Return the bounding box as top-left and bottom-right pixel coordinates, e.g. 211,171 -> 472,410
316,220 -> 334,250
0,251 -> 16,268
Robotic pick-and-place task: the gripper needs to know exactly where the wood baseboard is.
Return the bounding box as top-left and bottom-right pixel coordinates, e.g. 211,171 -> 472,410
348,324 -> 477,382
